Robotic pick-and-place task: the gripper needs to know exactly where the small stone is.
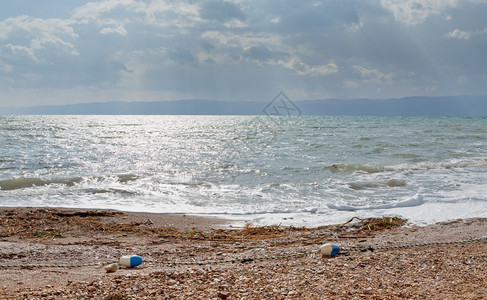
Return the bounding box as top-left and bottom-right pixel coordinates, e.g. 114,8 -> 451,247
218,291 -> 232,299
105,263 -> 119,273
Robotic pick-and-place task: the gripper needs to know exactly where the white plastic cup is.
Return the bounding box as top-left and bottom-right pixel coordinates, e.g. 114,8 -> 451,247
320,243 -> 340,257
119,255 -> 143,268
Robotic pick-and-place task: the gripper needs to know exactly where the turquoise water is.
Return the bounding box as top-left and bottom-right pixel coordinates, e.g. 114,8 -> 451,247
1,115 -> 487,226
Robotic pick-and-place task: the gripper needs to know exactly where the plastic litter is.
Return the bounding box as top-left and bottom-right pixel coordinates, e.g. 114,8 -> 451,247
319,243 -> 340,257
119,255 -> 143,268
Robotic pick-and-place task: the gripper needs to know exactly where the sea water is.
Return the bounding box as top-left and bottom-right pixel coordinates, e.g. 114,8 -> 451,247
1,115 -> 487,226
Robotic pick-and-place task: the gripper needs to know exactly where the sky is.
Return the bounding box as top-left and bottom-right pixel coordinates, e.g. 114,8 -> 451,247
1,0 -> 487,107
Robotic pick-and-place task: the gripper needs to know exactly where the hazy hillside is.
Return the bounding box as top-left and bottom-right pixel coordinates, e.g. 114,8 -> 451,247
1,96 -> 487,116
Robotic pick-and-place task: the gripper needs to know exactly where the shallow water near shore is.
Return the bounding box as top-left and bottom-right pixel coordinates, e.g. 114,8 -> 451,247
1,115 -> 487,226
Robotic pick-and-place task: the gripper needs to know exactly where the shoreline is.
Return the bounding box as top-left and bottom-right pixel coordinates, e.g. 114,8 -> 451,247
1,207 -> 486,299
0,206 -> 233,230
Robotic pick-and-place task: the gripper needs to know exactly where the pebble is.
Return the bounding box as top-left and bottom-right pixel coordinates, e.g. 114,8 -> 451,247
105,263 -> 118,273
218,291 -> 232,299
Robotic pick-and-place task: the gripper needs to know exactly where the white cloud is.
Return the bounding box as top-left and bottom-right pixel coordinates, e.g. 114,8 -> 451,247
201,30 -> 337,76
344,20 -> 363,33
100,22 -> 128,36
449,28 -> 470,40
283,57 -> 338,76
344,80 -> 360,88
270,17 -> 280,24
0,15 -> 77,41
124,1 -> 201,28
380,0 -> 459,25
353,65 -> 395,83
223,19 -> 248,28
201,30 -> 283,51
73,0 -> 201,29
457,74 -> 469,84
0,61 -> 12,72
72,0 -> 135,21
447,27 -> 487,40
5,43 -> 38,61
0,16 -> 78,62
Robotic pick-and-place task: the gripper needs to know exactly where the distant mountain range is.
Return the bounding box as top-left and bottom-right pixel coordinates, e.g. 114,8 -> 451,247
1,95 -> 487,116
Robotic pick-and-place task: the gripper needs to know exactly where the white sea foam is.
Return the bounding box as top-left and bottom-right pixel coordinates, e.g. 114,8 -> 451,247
327,194 -> 424,211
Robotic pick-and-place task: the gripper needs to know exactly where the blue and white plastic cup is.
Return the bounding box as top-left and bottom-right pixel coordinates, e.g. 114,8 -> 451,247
119,255 -> 143,268
320,243 -> 340,257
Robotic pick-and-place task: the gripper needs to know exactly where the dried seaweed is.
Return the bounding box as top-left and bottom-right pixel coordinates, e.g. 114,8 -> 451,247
339,216 -> 407,236
0,208 -> 407,243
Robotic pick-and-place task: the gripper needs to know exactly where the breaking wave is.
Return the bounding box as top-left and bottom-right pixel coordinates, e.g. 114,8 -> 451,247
327,157 -> 487,175
327,194 -> 424,211
348,179 -> 407,190
0,174 -> 139,191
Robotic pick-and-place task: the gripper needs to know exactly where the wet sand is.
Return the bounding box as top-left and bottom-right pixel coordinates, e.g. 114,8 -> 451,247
0,207 -> 486,299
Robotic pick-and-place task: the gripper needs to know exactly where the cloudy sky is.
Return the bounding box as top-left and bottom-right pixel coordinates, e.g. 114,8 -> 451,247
1,0 -> 486,107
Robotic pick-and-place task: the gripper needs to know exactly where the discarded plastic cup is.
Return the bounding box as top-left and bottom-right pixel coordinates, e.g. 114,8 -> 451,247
320,243 -> 340,257
119,255 -> 143,268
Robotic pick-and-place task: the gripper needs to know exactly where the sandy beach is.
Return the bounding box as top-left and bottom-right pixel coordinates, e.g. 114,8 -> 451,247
0,207 -> 486,299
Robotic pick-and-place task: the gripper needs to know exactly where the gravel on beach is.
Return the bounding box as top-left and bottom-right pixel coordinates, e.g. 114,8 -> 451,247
0,207 -> 486,299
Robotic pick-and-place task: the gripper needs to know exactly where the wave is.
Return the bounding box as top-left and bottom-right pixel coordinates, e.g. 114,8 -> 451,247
327,194 -> 424,211
327,157 -> 487,175
180,207 -> 322,216
348,179 -> 407,190
327,163 -> 386,174
82,188 -> 138,196
0,174 -> 139,191
116,174 -> 140,183
0,177 -> 82,191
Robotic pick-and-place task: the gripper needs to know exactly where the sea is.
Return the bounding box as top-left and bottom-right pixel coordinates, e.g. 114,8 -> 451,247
1,115 -> 487,227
